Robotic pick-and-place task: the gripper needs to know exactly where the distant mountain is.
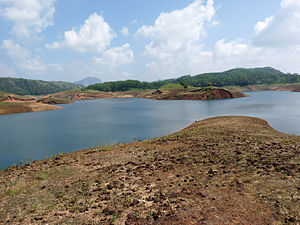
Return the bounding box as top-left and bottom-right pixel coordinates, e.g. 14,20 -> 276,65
0,77 -> 83,95
74,77 -> 102,87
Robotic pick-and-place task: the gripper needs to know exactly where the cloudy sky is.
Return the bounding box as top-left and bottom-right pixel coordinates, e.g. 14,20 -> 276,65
0,0 -> 299,82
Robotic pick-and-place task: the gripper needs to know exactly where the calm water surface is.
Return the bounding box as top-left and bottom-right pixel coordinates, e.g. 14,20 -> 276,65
0,91 -> 299,169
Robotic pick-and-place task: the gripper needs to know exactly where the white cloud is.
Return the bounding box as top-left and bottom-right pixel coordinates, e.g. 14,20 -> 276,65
137,0 -> 216,58
135,0 -> 300,79
46,13 -> 116,52
136,0 -> 217,78
213,38 -> 300,73
280,0 -> 300,8
1,39 -> 45,72
254,16 -> 273,36
253,0 -> 300,47
0,0 -> 56,38
94,43 -> 134,66
0,62 -> 15,76
214,39 -> 250,58
121,71 -> 134,79
213,0 -> 300,73
211,1 -> 300,72
121,26 -> 129,36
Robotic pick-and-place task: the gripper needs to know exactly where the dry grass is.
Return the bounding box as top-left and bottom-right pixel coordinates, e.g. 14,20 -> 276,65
0,116 -> 299,224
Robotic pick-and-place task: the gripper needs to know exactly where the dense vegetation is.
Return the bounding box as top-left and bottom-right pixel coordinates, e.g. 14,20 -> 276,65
0,77 -> 83,95
87,67 -> 300,92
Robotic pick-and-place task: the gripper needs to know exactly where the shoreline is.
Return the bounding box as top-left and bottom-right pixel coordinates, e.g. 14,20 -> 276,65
1,84 -> 299,115
0,102 -> 62,115
0,116 -> 299,224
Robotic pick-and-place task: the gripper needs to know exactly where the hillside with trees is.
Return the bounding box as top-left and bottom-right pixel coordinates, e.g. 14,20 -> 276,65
0,77 -> 83,95
87,67 -> 300,92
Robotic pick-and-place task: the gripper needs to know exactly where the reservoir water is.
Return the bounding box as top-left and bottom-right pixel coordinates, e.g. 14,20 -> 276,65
0,91 -> 299,169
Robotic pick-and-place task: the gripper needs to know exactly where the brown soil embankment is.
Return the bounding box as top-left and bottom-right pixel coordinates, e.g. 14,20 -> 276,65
47,88 -> 247,101
144,87 -> 248,100
0,102 -> 61,115
227,83 -> 300,92
45,90 -> 133,100
0,116 -> 299,224
37,98 -> 74,105
0,92 -> 63,115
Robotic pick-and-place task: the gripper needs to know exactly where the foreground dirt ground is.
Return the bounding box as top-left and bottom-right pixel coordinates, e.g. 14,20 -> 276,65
0,116 -> 299,224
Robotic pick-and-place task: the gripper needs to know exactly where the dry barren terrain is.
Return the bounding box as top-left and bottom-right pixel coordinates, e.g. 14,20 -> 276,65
0,116 -> 299,224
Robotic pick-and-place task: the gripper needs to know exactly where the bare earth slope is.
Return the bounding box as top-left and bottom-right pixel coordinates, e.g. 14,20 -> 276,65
0,92 -> 61,115
46,87 -> 247,101
0,102 -> 61,115
143,87 -> 247,100
227,83 -> 300,92
0,116 -> 299,224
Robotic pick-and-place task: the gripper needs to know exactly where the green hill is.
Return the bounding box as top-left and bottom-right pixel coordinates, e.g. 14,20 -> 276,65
87,67 -> 300,92
178,67 -> 292,87
0,77 -> 83,95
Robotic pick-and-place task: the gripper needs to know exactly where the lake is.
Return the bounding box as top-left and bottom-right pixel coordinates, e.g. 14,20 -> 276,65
0,91 -> 299,169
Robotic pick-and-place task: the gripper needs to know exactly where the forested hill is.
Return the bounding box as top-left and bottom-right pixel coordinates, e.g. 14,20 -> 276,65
87,67 -> 300,92
0,77 -> 83,95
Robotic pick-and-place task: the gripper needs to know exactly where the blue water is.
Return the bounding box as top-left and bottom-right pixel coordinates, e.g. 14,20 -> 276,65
0,91 -> 299,169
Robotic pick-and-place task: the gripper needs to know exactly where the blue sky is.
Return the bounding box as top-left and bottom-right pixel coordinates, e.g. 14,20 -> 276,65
1,0 -> 300,82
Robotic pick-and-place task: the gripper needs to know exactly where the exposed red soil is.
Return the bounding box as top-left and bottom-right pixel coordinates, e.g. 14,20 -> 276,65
146,88 -> 247,100
0,102 -> 62,115
37,98 -> 74,104
228,83 -> 300,93
45,88 -> 247,102
0,95 -> 35,103
45,91 -> 132,101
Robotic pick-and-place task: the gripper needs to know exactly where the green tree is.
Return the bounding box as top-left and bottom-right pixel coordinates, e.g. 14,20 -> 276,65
179,80 -> 188,89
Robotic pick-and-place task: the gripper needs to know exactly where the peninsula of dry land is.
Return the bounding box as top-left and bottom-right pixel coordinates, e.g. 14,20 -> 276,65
0,116 -> 299,224
0,91 -> 73,115
45,86 -> 247,101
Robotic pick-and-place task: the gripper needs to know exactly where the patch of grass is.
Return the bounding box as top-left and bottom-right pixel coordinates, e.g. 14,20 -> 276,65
36,172 -> 49,180
110,214 -> 118,224
25,158 -> 32,164
103,145 -> 113,151
4,175 -> 21,196
83,89 -> 100,93
160,83 -> 185,90
0,102 -> 22,105
5,189 -> 21,196
27,203 -> 38,214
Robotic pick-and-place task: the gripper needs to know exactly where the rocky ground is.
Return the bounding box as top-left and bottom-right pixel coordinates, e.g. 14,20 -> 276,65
0,116 -> 299,224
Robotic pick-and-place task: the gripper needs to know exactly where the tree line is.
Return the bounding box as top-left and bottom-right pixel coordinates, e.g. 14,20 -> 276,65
0,77 -> 83,95
87,67 -> 300,92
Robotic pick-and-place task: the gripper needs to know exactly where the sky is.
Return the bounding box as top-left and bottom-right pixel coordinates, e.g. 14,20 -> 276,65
1,0 -> 300,82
